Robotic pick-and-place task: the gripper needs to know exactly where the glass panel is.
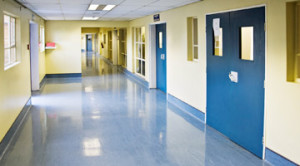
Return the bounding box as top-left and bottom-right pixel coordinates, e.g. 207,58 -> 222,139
136,28 -> 141,42
4,15 -> 10,49
142,44 -> 145,59
241,27 -> 254,61
10,47 -> 16,63
5,49 -> 10,66
194,46 -> 198,60
136,44 -> 141,58
136,60 -> 141,74
142,61 -> 145,76
159,32 -> 163,48
141,27 -> 145,43
193,18 -> 198,45
214,28 -> 223,56
10,17 -> 15,46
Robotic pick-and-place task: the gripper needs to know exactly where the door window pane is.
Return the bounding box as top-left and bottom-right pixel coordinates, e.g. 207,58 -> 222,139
214,28 -> 223,56
241,27 -> 254,61
159,32 -> 163,48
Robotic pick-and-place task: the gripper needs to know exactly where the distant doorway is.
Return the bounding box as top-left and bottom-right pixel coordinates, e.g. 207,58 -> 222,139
86,34 -> 93,52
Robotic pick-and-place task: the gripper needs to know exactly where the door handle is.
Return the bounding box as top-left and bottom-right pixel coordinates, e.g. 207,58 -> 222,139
161,54 -> 165,60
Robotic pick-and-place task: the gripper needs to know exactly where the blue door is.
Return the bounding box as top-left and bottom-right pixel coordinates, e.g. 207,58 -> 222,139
86,35 -> 93,52
206,7 -> 265,158
156,24 -> 167,93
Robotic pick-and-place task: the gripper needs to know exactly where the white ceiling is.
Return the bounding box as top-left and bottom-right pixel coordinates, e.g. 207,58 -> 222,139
16,0 -> 201,21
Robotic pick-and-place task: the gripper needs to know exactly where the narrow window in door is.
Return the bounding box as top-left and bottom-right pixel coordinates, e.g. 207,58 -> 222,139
214,28 -> 223,56
241,27 -> 254,61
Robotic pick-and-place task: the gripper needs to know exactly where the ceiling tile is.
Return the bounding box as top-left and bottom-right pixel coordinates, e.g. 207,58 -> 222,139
17,0 -> 201,20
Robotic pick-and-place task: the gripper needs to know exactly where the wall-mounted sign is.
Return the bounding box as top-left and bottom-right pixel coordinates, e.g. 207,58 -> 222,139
154,14 -> 160,22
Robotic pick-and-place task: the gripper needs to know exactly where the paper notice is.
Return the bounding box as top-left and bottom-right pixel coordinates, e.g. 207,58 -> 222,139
213,18 -> 220,36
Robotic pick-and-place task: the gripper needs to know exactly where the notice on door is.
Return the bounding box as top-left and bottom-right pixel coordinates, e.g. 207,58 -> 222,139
213,18 -> 220,36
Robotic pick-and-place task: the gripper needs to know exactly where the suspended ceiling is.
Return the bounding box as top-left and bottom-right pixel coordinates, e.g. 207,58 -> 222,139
16,0 -> 201,21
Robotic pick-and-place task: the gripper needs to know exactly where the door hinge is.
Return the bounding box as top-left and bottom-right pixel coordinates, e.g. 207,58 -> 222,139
264,80 -> 265,89
262,136 -> 265,144
264,23 -> 266,32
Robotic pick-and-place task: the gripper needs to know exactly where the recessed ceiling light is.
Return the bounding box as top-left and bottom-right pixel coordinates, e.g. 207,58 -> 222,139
82,17 -> 99,20
88,4 -> 99,11
103,5 -> 116,11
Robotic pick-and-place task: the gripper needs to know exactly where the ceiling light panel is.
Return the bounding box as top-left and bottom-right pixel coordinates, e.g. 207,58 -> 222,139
103,5 -> 116,11
88,4 -> 99,10
82,16 -> 99,20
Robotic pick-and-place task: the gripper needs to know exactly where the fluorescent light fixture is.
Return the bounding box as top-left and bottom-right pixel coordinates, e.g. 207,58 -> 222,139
88,4 -> 99,10
103,5 -> 116,11
82,17 -> 99,20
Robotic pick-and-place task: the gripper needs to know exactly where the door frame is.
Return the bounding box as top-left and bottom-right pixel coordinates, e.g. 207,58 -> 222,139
149,21 -> 167,90
29,20 -> 40,91
205,4 -> 267,159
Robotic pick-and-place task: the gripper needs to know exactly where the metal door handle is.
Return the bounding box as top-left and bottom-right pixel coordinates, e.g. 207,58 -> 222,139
161,54 -> 165,60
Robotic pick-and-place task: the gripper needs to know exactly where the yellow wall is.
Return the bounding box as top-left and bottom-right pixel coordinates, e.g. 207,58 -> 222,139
128,0 -> 300,164
45,21 -> 128,74
0,0 -> 45,142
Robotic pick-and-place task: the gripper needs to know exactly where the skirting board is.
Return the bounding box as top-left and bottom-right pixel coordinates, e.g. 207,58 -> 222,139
46,73 -> 82,78
265,148 -> 298,166
0,98 -> 32,160
167,94 -> 205,123
39,75 -> 47,88
118,66 -> 149,89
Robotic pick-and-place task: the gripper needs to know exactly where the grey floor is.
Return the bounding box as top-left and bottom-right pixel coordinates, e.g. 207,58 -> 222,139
0,53 -> 270,166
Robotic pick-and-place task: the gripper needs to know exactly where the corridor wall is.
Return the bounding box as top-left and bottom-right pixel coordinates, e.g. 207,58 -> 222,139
127,0 -> 300,164
0,0 -> 45,142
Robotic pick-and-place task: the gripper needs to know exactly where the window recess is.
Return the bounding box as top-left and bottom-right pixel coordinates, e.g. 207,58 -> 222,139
187,17 -> 199,61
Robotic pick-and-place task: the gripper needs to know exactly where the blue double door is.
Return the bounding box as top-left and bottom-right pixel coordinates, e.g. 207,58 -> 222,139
206,7 -> 265,158
156,24 -> 167,93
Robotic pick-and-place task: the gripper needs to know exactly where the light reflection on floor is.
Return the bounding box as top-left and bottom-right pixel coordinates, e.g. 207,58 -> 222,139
0,52 -> 269,166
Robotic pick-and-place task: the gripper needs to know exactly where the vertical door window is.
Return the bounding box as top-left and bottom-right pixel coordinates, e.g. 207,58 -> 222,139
241,27 -> 254,61
4,15 -> 17,69
135,27 -> 146,77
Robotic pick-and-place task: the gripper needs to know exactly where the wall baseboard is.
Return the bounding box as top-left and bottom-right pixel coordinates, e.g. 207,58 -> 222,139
0,98 -> 32,160
265,148 -> 298,166
167,94 -> 205,123
46,73 -> 82,78
118,66 -> 149,89
39,75 -> 47,88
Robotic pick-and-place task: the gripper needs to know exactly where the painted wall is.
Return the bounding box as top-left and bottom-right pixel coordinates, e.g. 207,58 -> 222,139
0,0 -> 44,142
128,0 -> 300,164
45,21 -> 128,74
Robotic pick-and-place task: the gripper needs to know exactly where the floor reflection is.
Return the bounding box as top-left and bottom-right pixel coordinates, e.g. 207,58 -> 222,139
0,53 -> 270,166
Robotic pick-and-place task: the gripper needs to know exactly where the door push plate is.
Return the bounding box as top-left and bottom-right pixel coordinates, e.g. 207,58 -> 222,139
229,71 -> 238,83
161,54 -> 165,60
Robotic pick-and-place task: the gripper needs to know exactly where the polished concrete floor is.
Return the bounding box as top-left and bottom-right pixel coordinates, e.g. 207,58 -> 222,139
0,53 -> 270,166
